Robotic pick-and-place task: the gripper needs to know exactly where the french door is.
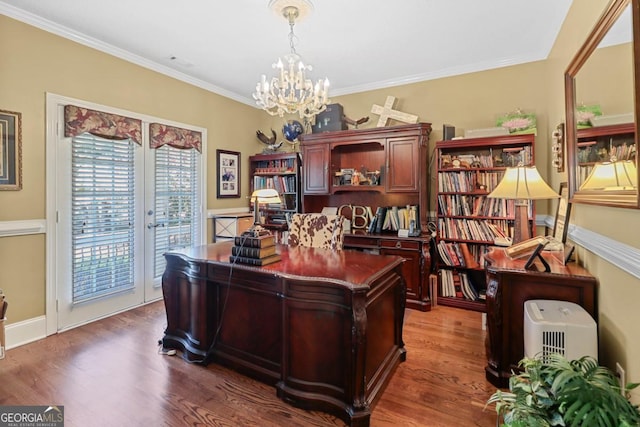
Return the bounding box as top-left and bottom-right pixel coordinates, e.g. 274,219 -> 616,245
50,96 -> 205,332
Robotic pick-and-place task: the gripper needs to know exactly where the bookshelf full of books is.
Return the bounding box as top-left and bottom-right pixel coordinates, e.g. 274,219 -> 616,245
435,133 -> 536,311
575,122 -> 636,189
249,152 -> 302,231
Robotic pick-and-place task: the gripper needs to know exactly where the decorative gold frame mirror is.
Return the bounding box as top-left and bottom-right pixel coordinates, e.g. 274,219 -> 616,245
564,0 -> 640,208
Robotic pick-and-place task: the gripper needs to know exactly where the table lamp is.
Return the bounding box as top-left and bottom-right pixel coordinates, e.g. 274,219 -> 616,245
488,165 -> 559,244
247,188 -> 282,237
579,159 -> 637,191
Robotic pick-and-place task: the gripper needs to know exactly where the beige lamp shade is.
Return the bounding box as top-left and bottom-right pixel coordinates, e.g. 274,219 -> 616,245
579,160 -> 638,191
488,166 -> 558,245
488,166 -> 559,200
251,188 -> 282,231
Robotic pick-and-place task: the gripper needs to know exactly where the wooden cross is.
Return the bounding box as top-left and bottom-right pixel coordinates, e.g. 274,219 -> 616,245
371,96 -> 419,127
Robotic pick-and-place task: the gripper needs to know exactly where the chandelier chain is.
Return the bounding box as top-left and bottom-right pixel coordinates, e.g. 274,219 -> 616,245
288,22 -> 298,55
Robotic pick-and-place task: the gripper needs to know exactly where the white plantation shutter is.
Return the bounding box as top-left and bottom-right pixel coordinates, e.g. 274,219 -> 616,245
71,134 -> 136,303
153,145 -> 200,277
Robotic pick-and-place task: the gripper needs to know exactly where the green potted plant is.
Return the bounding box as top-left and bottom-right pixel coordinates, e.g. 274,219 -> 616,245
487,353 -> 640,427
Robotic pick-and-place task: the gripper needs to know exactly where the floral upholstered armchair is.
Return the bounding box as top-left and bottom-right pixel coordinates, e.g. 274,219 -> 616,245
287,213 -> 345,251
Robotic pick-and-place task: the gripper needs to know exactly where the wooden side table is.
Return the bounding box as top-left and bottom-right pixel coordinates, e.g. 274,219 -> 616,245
211,212 -> 253,242
484,248 -> 597,387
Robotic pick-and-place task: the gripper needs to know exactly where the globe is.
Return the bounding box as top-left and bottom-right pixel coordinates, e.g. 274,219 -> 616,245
283,120 -> 304,142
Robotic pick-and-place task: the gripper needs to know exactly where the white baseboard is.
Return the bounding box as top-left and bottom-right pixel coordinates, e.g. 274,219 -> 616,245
4,315 -> 47,350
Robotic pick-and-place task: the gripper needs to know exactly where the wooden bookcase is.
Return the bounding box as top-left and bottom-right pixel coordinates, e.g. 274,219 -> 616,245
300,123 -> 434,311
576,122 -> 635,188
248,152 -> 302,230
435,133 -> 536,312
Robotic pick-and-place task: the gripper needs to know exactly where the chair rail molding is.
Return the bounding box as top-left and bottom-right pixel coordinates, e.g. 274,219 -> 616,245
0,219 -> 46,237
542,215 -> 640,280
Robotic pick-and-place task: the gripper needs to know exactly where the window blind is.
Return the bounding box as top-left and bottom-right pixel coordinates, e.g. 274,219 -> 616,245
71,134 -> 135,303
153,145 -> 200,278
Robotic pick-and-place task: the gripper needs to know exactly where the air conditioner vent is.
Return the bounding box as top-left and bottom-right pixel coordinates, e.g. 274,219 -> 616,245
524,300 -> 597,361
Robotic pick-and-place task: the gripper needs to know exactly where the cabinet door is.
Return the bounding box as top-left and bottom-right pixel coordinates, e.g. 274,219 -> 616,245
380,240 -> 422,304
302,144 -> 330,194
386,137 -> 419,192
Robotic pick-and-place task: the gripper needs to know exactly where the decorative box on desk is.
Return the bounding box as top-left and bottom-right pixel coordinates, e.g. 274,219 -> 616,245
211,212 -> 253,242
483,247 -> 597,388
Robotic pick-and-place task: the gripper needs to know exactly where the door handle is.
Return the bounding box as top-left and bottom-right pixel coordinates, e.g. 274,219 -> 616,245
147,223 -> 165,229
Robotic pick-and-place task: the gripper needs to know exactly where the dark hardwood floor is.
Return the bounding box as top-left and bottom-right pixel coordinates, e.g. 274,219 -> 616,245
0,301 -> 498,426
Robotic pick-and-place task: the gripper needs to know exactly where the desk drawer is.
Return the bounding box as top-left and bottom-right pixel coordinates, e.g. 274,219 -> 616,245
344,235 -> 379,249
380,239 -> 420,251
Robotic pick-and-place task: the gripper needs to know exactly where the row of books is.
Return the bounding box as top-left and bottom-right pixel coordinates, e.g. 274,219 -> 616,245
500,146 -> 533,167
368,205 -> 420,234
437,171 -> 505,193
436,241 -> 481,268
254,175 -> 297,194
439,269 -> 481,301
577,142 -> 636,163
439,146 -> 532,169
438,194 -> 531,218
253,158 -> 296,174
438,218 -> 512,243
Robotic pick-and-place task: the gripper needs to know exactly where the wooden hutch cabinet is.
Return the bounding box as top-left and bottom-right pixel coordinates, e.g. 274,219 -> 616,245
300,123 -> 433,311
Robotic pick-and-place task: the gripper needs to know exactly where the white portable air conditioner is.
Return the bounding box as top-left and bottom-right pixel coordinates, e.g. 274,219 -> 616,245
524,300 -> 597,361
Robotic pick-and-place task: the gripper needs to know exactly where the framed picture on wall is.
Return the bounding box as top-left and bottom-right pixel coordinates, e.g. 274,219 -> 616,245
216,149 -> 240,198
0,109 -> 22,190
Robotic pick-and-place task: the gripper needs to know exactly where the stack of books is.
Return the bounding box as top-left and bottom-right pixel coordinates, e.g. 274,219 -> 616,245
230,233 -> 281,266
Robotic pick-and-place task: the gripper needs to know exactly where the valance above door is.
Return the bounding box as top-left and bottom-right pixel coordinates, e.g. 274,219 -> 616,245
64,105 -> 142,144
149,123 -> 202,153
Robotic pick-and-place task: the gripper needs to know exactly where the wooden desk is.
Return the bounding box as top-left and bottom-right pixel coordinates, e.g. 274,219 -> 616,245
161,242 -> 407,427
484,248 -> 597,387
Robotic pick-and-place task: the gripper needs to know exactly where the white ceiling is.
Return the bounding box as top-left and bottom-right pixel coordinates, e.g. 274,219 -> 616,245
1,0 -> 574,107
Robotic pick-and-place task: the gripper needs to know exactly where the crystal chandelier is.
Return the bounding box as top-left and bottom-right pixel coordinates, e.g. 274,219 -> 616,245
253,0 -> 330,119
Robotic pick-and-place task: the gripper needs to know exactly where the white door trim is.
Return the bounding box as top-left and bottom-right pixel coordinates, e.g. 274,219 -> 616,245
45,92 -> 207,336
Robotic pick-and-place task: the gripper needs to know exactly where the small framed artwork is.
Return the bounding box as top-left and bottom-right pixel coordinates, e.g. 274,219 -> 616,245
0,109 -> 22,190
552,182 -> 572,243
524,241 -> 551,272
216,149 -> 241,198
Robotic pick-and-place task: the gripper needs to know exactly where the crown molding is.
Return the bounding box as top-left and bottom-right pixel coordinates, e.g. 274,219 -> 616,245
0,2 -> 255,107
331,51 -> 549,97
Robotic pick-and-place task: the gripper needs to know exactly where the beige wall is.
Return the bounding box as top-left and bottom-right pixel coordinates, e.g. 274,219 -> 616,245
547,0 -> 640,404
2,0 -> 639,403
0,15 -> 264,323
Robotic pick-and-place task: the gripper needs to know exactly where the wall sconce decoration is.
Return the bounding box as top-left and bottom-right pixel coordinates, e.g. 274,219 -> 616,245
551,123 -> 565,172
